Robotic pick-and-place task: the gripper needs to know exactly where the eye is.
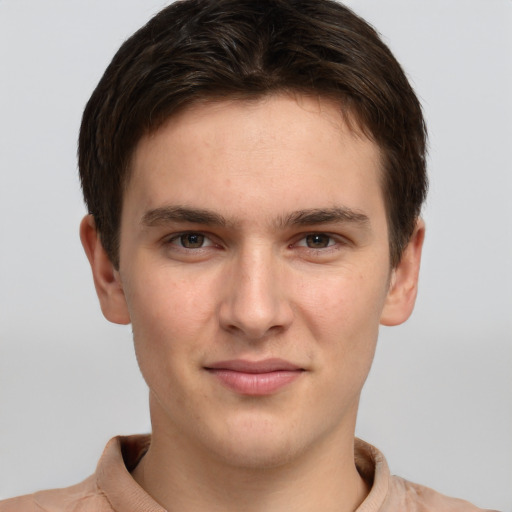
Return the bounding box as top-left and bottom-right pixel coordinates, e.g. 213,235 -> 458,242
297,233 -> 336,249
169,232 -> 214,249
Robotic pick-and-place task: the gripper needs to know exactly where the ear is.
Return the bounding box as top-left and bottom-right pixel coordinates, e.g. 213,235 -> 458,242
79,215 -> 131,325
380,219 -> 425,326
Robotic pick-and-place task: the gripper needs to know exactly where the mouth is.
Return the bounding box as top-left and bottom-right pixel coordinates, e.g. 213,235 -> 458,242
204,358 -> 305,396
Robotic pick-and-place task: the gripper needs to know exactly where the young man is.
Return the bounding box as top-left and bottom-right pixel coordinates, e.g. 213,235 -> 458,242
0,1 -> 499,511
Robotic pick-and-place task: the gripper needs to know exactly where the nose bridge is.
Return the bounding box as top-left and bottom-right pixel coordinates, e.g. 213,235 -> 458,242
220,240 -> 292,339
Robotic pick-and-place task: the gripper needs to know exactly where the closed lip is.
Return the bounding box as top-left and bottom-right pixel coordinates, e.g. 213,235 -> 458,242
204,358 -> 305,395
204,358 -> 304,373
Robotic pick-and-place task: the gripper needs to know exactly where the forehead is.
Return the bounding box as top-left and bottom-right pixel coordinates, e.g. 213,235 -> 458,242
125,93 -> 385,227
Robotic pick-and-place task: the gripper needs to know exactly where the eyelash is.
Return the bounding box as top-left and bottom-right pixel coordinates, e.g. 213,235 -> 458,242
294,233 -> 337,249
165,232 -> 217,250
164,231 -> 347,253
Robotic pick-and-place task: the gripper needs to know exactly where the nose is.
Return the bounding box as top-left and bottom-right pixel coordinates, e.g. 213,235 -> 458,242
218,244 -> 293,341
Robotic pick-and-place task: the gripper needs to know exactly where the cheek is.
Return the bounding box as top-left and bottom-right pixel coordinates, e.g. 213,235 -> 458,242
295,268 -> 388,389
127,267 -> 214,337
296,267 -> 388,341
122,270 -> 216,385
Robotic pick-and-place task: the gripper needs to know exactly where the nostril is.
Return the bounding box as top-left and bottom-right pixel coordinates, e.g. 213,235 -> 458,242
221,318 -> 290,342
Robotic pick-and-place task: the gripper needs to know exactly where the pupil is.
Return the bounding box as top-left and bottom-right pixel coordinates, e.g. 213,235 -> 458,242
182,234 -> 204,248
307,234 -> 329,248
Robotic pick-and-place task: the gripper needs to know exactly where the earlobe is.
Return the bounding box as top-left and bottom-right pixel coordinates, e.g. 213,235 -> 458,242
380,219 -> 425,326
79,215 -> 131,325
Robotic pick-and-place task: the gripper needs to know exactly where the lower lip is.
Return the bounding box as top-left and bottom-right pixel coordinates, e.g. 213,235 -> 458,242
207,369 -> 303,395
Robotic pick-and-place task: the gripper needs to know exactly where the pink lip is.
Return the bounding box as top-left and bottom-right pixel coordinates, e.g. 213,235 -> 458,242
205,358 -> 304,395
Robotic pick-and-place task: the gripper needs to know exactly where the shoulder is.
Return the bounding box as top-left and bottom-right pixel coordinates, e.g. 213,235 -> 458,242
385,475 -> 499,512
0,435 -> 151,512
0,475 -> 113,512
354,439 -> 498,512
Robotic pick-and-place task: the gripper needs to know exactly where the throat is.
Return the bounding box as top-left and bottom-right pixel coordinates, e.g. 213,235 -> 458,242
131,435 -> 370,512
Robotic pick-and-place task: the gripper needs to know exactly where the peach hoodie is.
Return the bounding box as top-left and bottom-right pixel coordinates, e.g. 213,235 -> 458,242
0,435 -> 498,512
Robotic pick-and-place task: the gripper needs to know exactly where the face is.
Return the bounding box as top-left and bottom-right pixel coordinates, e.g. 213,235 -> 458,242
83,94 -> 423,469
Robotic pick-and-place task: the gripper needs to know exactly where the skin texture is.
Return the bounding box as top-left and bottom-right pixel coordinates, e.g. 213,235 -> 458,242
81,94 -> 424,512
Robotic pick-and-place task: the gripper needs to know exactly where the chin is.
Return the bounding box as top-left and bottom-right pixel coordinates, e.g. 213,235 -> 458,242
207,416 -> 308,470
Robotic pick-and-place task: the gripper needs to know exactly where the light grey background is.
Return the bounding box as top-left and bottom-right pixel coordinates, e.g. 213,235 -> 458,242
0,1 -> 510,510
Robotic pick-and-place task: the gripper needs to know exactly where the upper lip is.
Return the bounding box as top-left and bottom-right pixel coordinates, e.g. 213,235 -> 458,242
205,358 -> 303,373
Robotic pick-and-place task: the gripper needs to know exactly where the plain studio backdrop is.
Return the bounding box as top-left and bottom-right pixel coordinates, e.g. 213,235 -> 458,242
0,1 -> 511,510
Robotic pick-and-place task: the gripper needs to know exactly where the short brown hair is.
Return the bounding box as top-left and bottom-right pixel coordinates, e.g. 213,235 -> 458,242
79,0 -> 427,268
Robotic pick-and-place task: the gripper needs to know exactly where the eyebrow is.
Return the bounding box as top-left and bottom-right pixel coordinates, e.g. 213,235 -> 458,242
141,205 -> 369,229
141,206 -> 229,227
280,207 -> 370,228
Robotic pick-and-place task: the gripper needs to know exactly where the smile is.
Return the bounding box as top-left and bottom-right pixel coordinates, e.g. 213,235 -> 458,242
204,359 -> 305,396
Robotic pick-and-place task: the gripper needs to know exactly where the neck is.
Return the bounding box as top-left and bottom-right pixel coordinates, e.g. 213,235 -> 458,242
132,401 -> 369,512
